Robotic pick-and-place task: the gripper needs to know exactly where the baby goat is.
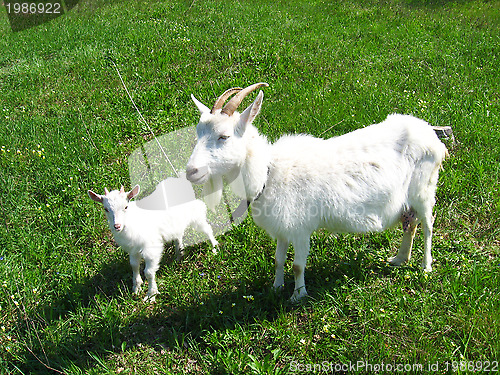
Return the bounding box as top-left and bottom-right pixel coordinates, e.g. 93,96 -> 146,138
88,185 -> 218,302
186,83 -> 448,302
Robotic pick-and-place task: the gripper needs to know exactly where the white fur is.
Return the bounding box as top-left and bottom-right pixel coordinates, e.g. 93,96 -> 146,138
186,90 -> 447,302
88,185 -> 218,302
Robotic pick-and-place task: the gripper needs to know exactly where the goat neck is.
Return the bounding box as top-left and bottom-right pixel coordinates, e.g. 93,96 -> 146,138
235,125 -> 272,202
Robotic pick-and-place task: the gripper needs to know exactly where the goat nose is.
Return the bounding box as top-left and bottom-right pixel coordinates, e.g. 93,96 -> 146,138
186,167 -> 198,178
186,165 -> 209,184
114,223 -> 122,231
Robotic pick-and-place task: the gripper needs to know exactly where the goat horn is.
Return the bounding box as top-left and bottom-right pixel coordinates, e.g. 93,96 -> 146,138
221,82 -> 269,116
211,87 -> 243,114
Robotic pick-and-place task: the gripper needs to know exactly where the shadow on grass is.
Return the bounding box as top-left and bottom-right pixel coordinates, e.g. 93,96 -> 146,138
9,239 -> 403,374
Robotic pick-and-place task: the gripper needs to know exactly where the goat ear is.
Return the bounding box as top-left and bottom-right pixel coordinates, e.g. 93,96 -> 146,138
104,187 -> 109,195
235,90 -> 264,137
127,185 -> 140,200
202,175 -> 223,211
88,190 -> 103,203
191,94 -> 210,114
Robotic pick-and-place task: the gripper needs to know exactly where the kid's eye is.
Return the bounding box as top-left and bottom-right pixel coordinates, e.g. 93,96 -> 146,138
218,135 -> 230,141
125,206 -> 128,210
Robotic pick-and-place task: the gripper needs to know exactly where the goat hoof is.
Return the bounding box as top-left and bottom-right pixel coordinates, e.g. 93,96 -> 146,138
272,283 -> 284,292
290,289 -> 308,304
388,256 -> 407,267
132,282 -> 143,294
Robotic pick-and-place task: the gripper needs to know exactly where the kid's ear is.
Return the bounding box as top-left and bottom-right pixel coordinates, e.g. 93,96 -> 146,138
88,190 -> 103,203
234,90 -> 264,137
127,185 -> 140,200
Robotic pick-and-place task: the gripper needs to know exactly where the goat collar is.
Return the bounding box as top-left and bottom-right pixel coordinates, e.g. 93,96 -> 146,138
249,166 -> 270,205
231,167 -> 270,221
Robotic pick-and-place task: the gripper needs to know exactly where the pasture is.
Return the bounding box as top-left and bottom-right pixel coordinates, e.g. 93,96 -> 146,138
0,0 -> 499,373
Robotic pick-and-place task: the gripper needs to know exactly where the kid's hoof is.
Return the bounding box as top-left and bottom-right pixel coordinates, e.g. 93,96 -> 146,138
143,294 -> 157,303
422,263 -> 433,273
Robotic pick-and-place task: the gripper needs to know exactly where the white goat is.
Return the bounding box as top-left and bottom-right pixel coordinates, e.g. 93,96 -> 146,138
185,83 -> 448,302
88,185 -> 218,302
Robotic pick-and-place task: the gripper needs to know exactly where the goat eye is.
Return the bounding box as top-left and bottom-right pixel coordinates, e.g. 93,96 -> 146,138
218,135 -> 229,141
104,208 -> 109,212
125,206 -> 128,210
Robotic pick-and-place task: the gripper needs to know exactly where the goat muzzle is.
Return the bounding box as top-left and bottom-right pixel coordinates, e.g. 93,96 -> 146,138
186,165 -> 209,184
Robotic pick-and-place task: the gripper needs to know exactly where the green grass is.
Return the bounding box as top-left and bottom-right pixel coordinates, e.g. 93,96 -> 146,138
0,0 -> 499,373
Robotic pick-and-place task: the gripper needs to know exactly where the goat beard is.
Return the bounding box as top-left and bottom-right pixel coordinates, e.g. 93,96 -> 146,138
202,175 -> 223,211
